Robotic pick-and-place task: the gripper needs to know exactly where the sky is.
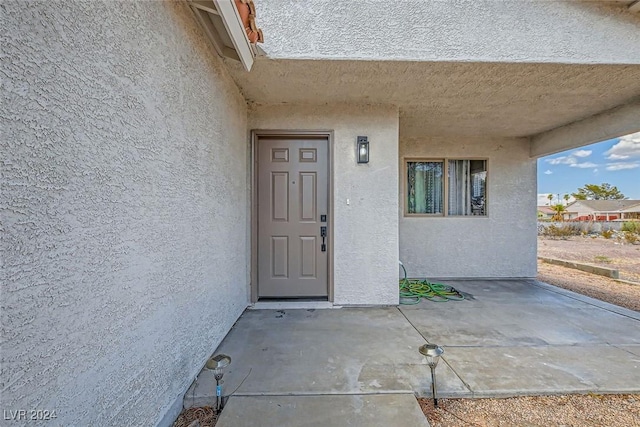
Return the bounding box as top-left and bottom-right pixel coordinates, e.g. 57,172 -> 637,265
537,131 -> 640,206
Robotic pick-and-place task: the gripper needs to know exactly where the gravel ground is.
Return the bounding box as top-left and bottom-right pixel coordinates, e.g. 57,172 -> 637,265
538,236 -> 640,283
538,235 -> 640,312
173,406 -> 218,427
538,261 -> 640,312
420,394 -> 640,427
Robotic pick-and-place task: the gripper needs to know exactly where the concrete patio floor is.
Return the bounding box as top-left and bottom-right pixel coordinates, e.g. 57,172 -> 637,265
184,280 -> 640,426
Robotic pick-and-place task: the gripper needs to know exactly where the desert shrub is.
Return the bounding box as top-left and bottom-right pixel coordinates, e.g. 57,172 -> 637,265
625,231 -> 639,245
541,224 -> 581,239
601,229 -> 614,239
621,221 -> 640,233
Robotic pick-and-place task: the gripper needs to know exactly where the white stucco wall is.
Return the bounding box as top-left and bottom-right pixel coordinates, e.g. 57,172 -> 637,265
1,2 -> 249,426
249,104 -> 400,305
257,0 -> 640,64
399,137 -> 537,279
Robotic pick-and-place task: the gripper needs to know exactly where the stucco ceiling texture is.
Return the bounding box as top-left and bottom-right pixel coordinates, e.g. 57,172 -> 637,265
229,59 -> 640,138
256,0 -> 640,64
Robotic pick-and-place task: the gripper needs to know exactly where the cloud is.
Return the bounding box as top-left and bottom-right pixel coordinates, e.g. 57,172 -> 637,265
605,162 -> 640,171
593,168 -> 598,173
605,132 -> 640,160
546,156 -> 577,165
608,154 -> 630,160
544,170 -> 553,175
546,154 -> 596,168
569,162 -> 598,169
573,149 -> 592,158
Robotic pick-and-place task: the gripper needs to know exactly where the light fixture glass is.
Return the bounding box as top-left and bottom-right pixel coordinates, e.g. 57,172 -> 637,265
419,343 -> 443,368
206,354 -> 231,379
357,136 -> 369,163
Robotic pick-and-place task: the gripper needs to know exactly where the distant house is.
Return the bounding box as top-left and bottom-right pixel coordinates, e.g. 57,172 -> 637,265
537,205 -> 578,221
568,200 -> 640,221
537,206 -> 555,219
620,202 -> 640,220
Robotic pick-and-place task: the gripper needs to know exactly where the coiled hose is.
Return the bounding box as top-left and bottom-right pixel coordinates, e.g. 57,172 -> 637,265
399,262 -> 465,304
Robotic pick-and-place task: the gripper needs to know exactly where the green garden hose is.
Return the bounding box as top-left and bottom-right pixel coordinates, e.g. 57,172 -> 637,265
399,262 -> 465,304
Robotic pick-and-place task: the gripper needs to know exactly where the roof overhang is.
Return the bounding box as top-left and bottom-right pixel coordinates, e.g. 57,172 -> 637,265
187,0 -> 256,71
228,59 -> 640,144
530,98 -> 640,158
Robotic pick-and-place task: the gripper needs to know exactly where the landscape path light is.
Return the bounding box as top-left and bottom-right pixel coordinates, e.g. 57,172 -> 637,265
419,343 -> 444,407
205,354 -> 231,413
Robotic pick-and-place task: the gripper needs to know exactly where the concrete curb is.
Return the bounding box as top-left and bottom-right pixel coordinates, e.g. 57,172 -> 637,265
614,278 -> 640,287
538,256 -> 619,279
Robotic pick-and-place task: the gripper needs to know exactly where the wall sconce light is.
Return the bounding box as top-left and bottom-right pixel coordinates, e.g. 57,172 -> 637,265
357,136 -> 369,164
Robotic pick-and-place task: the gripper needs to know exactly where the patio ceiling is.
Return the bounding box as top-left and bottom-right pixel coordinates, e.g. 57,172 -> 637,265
226,59 -> 640,139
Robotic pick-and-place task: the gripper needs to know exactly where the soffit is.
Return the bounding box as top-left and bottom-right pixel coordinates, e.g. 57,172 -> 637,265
254,0 -> 640,64
227,59 -> 640,138
187,0 -> 262,71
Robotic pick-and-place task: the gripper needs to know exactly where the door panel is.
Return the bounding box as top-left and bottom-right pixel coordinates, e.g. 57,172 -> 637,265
300,236 -> 317,278
258,137 -> 328,298
271,236 -> 288,278
300,172 -> 317,221
271,172 -> 289,221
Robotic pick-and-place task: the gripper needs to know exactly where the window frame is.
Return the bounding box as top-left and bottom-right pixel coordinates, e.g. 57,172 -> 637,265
403,157 -> 489,218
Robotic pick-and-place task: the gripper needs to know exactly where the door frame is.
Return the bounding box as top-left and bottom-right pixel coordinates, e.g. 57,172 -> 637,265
250,130 -> 334,303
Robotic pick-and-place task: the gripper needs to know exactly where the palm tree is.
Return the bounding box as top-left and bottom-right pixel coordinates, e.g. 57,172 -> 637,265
563,194 -> 570,206
551,203 -> 567,221
547,194 -> 553,205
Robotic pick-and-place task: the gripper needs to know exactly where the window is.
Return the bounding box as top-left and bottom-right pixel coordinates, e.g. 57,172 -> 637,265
406,159 -> 487,216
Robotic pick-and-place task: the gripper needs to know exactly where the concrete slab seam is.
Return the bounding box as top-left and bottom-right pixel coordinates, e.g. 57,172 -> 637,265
439,357 -> 474,394
465,389 -> 600,399
229,390 -> 416,397
443,343 -> 615,349
395,307 -> 474,394
610,344 -> 640,357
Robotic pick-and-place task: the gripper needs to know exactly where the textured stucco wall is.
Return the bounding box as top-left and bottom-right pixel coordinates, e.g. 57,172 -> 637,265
1,2 -> 248,426
399,137 -> 537,279
249,104 -> 400,305
257,0 -> 640,64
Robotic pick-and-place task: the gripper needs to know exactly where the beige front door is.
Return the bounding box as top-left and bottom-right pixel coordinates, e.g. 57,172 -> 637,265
257,136 -> 329,298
